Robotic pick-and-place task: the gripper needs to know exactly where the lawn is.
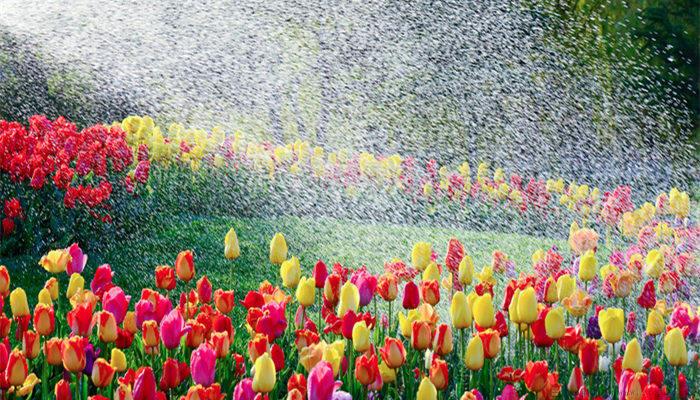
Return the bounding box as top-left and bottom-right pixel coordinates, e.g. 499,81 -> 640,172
2,214 -> 566,307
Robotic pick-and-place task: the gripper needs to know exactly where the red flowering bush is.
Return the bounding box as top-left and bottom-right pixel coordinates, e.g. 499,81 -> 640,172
0,115 -> 149,253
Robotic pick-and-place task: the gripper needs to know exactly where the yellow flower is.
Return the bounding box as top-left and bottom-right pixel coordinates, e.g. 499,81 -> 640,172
645,310 -> 665,336
337,282 -> 359,317
379,362 -> 396,383
508,289 -> 521,323
417,377 -> 437,400
295,277 -> 316,307
644,249 -> 664,278
110,349 -> 127,372
517,287 -> 538,324
10,288 -> 29,317
464,335 -> 484,371
663,328 -> 688,366
472,294 -> 495,328
544,307 -> 565,339
399,311 -> 418,338
669,188 -> 689,218
578,250 -> 597,282
556,274 -> 576,302
224,228 -> 240,260
39,250 -> 71,274
323,340 -> 345,376
598,308 -> 624,343
458,255 -> 474,286
269,233 -> 288,265
16,373 -> 40,397
477,266 -> 495,285
352,321 -> 370,352
450,291 -> 472,329
280,257 -> 301,288
37,289 -> 52,306
412,242 -> 432,271
252,353 -> 276,393
622,338 -> 643,372
600,264 -> 618,280
422,262 -> 440,282
66,274 -> 84,299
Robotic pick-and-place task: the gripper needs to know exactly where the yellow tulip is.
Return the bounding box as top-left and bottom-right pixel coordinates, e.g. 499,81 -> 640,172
598,308 -> 624,343
622,338 -> 643,372
417,377 -> 437,400
644,249 -> 664,278
337,282 -> 359,317
296,277 -> 316,307
10,288 -> 29,317
600,264 -> 618,280
472,294 -> 495,328
531,249 -> 545,266
517,287 -> 538,324
464,336 -> 484,370
450,291 -> 472,329
67,274 -> 84,299
544,307 -> 565,339
110,349 -> 127,372
352,321 -> 370,352
379,362 -> 396,383
37,288 -> 53,306
663,328 -> 688,366
458,255 -> 474,285
477,266 -> 495,285
252,353 -> 276,393
39,250 -> 71,274
422,262 -> 440,282
399,311 -> 418,338
280,257 -> 301,288
269,233 -> 288,265
323,340 -> 345,376
224,228 -> 240,260
669,188 -> 689,218
578,250 -> 597,282
412,242 -> 432,271
508,289 -> 521,323
44,278 -> 58,300
645,310 -> 665,336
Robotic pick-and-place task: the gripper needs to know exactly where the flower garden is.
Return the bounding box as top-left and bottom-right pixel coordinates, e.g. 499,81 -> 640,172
0,115 -> 697,400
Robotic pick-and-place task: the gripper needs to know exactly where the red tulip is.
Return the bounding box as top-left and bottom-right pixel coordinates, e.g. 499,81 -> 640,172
497,366 -> 524,383
288,372 -> 307,396
532,309 -> 555,348
22,330 -> 40,359
429,358 -> 449,390
271,343 -> 285,372
197,276 -> 213,303
478,328 -> 501,359
209,331 -> 231,359
524,360 -> 549,392
322,274 -> 341,306
432,324 -> 453,356
558,325 -> 583,354
420,280 -> 440,306
445,238 -> 464,272
55,379 -> 72,400
578,339 -> 599,375
155,266 -> 176,291
159,358 -> 181,390
44,338 -> 63,365
91,358 -> 116,388
295,329 -> 320,351
354,353 -> 379,386
90,264 -> 114,297
567,367 -> 583,393
186,320 -> 206,348
402,281 -> 420,310
637,280 -> 656,309
133,367 -> 157,400
214,289 -> 235,314
313,260 -> 329,289
67,302 -> 94,337
377,273 -> 399,302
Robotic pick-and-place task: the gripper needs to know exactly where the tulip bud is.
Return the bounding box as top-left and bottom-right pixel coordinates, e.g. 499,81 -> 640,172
411,242 -> 432,271
337,282 -> 360,317
0,265 -> 10,297
450,291 -> 472,329
420,280 -> 440,306
209,331 -> 231,359
644,249 -> 664,279
478,329 -> 501,359
33,304 -> 55,336
44,277 -> 59,301
111,348 -> 127,372
622,338 -> 643,372
645,309 -> 665,336
556,274 -> 576,301
429,358 -> 449,390
458,255 -> 474,286
22,330 -> 40,359
62,336 -> 87,373
517,287 -> 538,324
280,257 -> 301,288
352,321 -> 371,352
10,288 -> 29,317
214,289 -> 235,314
252,353 -> 276,393
155,265 -> 176,291
269,233 -> 288,265
417,377 -> 437,400
544,307 -> 565,340
175,250 -> 195,282
91,358 -> 116,387
97,311 -> 118,343
296,277 -> 316,307
142,320 -> 160,348
432,324 -> 453,356
411,321 -> 432,350
224,228 -> 240,260
6,348 -> 28,386
472,294 -> 495,328
66,273 -> 84,299
663,327 -> 688,366
55,379 -> 71,400
578,250 -> 597,282
377,273 -> 398,301
380,337 -> 406,369
465,336 -> 484,370
44,338 -> 63,365
402,281 -> 420,310
37,288 -> 53,306
598,308 -> 624,343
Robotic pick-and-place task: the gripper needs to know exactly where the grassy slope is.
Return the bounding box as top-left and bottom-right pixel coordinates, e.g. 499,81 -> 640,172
3,215 -> 566,303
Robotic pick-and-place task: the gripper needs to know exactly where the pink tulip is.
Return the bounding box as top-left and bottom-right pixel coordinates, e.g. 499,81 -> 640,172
160,309 -> 189,349
233,378 -> 255,400
102,286 -> 130,324
190,343 -> 216,386
255,301 -> 287,340
496,385 -> 519,400
350,269 -> 377,307
135,299 -> 155,328
66,243 -> 87,275
308,361 -> 342,400
133,367 -> 156,400
90,264 -> 114,298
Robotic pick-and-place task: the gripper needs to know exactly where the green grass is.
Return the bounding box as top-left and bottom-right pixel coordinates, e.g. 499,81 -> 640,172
3,215 -> 565,304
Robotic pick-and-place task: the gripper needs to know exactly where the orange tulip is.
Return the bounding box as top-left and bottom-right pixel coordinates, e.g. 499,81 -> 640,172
411,321 -> 432,350
429,358 -> 449,390
6,348 -> 28,386
175,250 -> 195,282
209,331 -> 231,359
155,266 -> 176,291
380,337 -> 406,369
96,311 -> 118,343
142,320 -> 160,348
62,336 -> 87,373
22,330 -> 40,359
524,360 -> 549,392
186,320 -> 206,348
248,334 -> 269,363
478,329 -> 501,359
354,353 -> 379,386
420,280 -> 440,306
432,324 -> 453,356
0,265 -> 10,297
91,358 -> 116,387
214,289 -> 235,314
44,338 -> 63,366
33,303 -> 55,336
377,273 -> 399,301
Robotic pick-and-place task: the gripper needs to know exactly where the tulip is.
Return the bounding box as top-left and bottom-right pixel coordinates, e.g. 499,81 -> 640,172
354,353 -> 379,386
645,309 -> 665,336
44,338 -> 63,365
420,280 -> 440,306
210,331 -> 231,358
578,338 -> 598,375
464,336 -> 484,370
307,361 -> 340,400
44,277 -> 59,300
562,290 -> 592,318
637,280 -> 656,309
155,266 -> 176,291
0,265 -> 9,297
213,289 -> 235,314
352,321 -> 371,352
524,360 -> 548,392
224,228 -> 240,260
433,324 -> 453,356
6,348 -> 27,386
429,358 -> 449,390
175,250 -> 195,282
114,383 -> 132,400
55,379 -> 71,400
66,243 -> 87,275
91,358 -> 116,387
102,286 -> 130,324
380,337 -> 406,369
252,352 -> 276,393
478,329 -> 501,358
598,308 -> 624,343
142,320 -> 159,348
248,334 -> 269,363
323,273 -> 341,305
124,311 -> 137,334
22,330 -> 40,359
322,340 -> 345,376
577,250 -> 597,282
270,232 -> 288,265
33,303 -> 55,336
0,314 -> 10,338
450,291 -> 472,329
544,307 -> 565,339
92,311 -> 116,343
403,281 -> 420,310
508,288 -> 521,323
160,358 -> 181,390
377,272 -> 399,301
133,367 -> 157,400
622,338 -> 643,372
543,277 -> 558,303
191,343 -> 216,386
458,255 -> 474,285
412,242 -> 432,271
111,348 -> 127,372
90,263 -> 114,297
473,294 -> 495,328
297,276 -> 316,307
417,377 -> 437,400
517,287 -> 538,324
423,262 -> 441,282
663,327 -> 688,366
411,321 -> 432,350
644,249 -> 664,278
310,260 -> 328,289
567,367 -> 583,393
556,274 -> 576,301
160,308 -> 188,350
62,336 -> 87,373
379,362 -> 396,384
196,275 -> 213,303
10,288 -> 29,317
337,281 -> 359,317
67,273 -> 84,299
67,302 -> 94,337
39,249 -> 70,273
281,257 -> 302,288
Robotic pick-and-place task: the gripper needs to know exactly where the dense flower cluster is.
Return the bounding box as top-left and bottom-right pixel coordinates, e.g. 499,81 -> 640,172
0,201 -> 695,400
